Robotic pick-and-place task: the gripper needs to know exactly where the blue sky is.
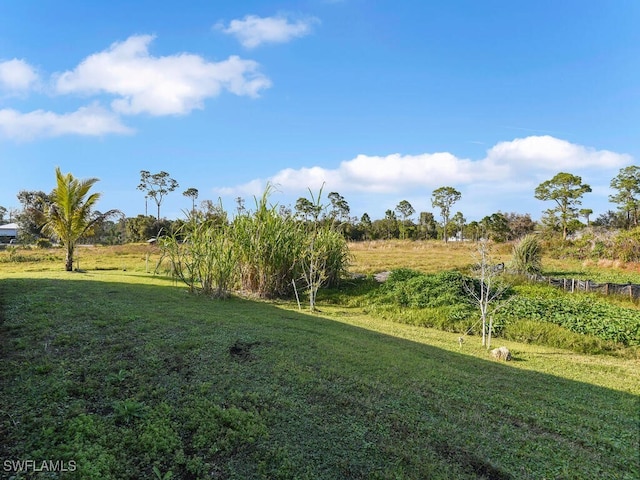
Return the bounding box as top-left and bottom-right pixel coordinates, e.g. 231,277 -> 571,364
0,0 -> 638,222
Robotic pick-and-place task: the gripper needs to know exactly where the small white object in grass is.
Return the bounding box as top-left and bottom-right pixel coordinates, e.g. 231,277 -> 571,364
491,346 -> 512,361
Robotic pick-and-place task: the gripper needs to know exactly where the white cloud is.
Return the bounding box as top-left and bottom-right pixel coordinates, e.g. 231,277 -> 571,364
54,35 -> 271,116
217,136 -> 633,198
0,59 -> 39,93
486,135 -> 631,171
0,103 -> 133,140
215,179 -> 265,197
216,14 -> 319,48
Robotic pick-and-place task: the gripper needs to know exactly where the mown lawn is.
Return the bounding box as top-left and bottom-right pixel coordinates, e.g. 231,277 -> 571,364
1,269 -> 638,479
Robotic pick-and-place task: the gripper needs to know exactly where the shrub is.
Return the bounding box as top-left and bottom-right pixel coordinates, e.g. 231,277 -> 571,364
367,269 -> 476,331
497,284 -> 640,347
36,237 -> 52,249
511,234 -> 542,275
612,227 -> 640,262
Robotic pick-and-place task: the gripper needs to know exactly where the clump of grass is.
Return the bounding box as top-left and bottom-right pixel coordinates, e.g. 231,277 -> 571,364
232,188 -> 306,298
511,234 -> 542,275
160,220 -> 236,298
160,187 -> 351,303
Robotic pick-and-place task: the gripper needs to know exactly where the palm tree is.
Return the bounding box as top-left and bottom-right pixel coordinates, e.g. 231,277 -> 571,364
42,167 -> 117,271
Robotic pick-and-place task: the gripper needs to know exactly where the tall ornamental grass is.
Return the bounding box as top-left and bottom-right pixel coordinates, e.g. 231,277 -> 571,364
231,190 -> 306,298
316,226 -> 351,288
160,187 -> 351,301
511,234 -> 543,275
159,220 -> 236,298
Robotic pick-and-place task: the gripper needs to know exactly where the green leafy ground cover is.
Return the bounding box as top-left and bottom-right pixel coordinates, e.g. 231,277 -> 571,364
496,284 -> 640,347
337,269 -> 640,354
1,270 -> 639,479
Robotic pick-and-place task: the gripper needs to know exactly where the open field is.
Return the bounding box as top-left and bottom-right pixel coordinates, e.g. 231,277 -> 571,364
3,239 -> 640,283
0,242 -> 639,478
348,239 -> 640,284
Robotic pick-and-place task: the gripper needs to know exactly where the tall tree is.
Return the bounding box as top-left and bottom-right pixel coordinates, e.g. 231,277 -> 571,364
0,206 -> 6,224
481,212 -> 510,242
327,192 -> 350,223
125,215 -> 160,242
42,168 -> 118,271
182,188 -> 199,216
16,190 -> 52,242
609,165 -> 640,228
579,208 -> 593,226
418,211 -> 437,239
295,197 -> 322,223
467,220 -> 481,242
534,172 -> 591,240
137,170 -> 179,221
592,210 -> 627,229
504,212 -> 536,240
395,200 -> 415,239
359,213 -> 372,240
8,207 -> 19,222
451,211 -> 465,241
198,199 -> 228,226
431,186 -> 461,243
383,209 -> 398,239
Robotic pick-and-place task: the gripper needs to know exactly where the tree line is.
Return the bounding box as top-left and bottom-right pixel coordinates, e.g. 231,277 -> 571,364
1,166 -> 639,247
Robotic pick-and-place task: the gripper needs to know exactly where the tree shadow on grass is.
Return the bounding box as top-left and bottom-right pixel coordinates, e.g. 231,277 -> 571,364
0,275 -> 638,480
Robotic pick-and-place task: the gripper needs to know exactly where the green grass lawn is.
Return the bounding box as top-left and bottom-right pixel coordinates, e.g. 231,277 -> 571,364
1,269 -> 638,479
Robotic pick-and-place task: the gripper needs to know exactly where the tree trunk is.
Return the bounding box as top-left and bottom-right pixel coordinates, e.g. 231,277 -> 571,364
487,316 -> 493,350
65,244 -> 74,271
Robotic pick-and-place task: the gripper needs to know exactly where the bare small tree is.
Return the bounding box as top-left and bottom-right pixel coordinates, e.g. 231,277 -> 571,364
464,240 -> 510,348
297,184 -> 349,311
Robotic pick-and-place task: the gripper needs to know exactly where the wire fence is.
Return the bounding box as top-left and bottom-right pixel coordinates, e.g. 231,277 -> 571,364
528,274 -> 640,300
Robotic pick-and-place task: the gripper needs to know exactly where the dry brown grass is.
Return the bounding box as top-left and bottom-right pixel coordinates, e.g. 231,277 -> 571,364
348,239 -> 512,274
350,240 -> 640,283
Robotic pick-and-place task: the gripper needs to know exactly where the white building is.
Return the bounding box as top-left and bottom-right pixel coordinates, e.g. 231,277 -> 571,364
0,223 -> 18,242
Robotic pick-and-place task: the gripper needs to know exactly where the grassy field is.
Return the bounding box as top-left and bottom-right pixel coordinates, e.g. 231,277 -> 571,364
348,239 -> 640,283
0,242 -> 639,479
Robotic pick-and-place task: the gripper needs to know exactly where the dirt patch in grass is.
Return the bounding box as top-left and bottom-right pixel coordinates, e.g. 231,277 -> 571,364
229,340 -> 261,362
